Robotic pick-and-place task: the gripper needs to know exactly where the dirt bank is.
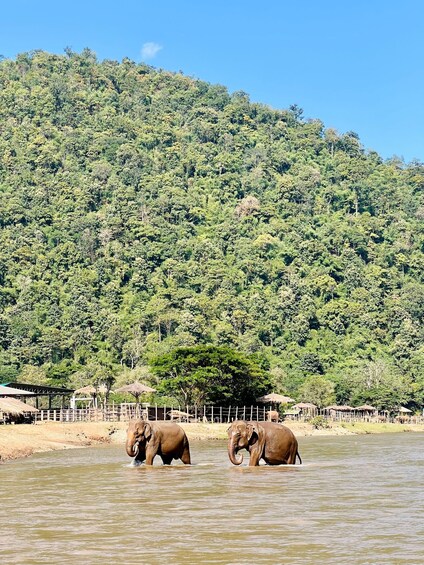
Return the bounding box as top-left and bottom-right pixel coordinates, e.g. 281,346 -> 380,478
1,420 -> 423,463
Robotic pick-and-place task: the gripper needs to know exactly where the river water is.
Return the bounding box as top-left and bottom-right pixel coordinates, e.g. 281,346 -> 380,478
1,433 -> 423,565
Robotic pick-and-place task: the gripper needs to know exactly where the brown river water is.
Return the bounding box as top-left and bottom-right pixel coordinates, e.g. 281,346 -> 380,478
1,433 -> 423,565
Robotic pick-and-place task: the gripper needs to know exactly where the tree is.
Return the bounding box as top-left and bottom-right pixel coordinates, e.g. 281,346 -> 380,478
149,345 -> 270,405
0,50 -> 423,411
298,375 -> 335,408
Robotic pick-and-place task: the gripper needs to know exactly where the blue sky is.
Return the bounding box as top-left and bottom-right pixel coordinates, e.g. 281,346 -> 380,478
1,0 -> 423,162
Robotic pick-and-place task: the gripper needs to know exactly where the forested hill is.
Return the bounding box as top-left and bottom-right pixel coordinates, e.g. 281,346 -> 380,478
0,50 -> 423,409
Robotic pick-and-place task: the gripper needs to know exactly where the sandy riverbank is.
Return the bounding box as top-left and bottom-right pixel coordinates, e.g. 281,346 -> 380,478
1,420 -> 423,463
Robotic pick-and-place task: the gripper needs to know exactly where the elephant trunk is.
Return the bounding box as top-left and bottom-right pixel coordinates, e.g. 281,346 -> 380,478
228,437 -> 243,465
126,436 -> 139,458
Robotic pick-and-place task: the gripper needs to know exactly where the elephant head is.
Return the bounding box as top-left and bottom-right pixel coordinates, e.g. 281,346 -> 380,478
227,420 -> 264,465
126,420 -> 152,457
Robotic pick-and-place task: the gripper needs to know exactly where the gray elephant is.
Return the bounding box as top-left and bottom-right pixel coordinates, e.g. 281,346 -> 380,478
227,420 -> 301,466
126,420 -> 191,465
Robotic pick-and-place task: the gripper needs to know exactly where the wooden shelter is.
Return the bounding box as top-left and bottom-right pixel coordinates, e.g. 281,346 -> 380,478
1,382 -> 73,409
293,402 -> 317,416
72,385 -> 108,408
0,397 -> 39,424
354,404 -> 377,411
353,404 -> 377,416
114,382 -> 156,417
325,405 -> 354,412
256,393 -> 295,405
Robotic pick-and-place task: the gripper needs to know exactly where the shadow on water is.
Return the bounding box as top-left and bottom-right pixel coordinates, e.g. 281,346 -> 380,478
1,434 -> 423,564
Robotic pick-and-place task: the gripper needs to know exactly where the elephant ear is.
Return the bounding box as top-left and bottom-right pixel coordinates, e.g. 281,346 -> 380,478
248,422 -> 265,459
246,423 -> 259,442
143,422 -> 152,439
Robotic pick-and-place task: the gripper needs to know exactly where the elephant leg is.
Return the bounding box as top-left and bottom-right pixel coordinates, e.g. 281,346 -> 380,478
248,450 -> 261,466
145,447 -> 157,465
180,444 -> 191,465
161,455 -> 173,465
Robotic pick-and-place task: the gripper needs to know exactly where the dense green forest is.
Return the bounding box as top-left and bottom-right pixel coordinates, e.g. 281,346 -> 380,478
0,49 -> 423,410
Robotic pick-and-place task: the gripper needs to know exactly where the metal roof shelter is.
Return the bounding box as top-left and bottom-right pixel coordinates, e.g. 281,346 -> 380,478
0,385 -> 34,397
1,382 -> 73,409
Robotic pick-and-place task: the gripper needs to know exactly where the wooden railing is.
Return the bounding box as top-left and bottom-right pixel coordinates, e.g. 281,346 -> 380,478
35,404 -> 270,423
33,404 -> 424,425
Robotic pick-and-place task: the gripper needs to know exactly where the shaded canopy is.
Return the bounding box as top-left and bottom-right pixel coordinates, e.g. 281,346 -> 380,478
256,393 -> 295,404
74,385 -> 108,395
74,385 -> 96,395
354,404 -> 377,411
0,385 -> 35,397
399,406 -> 412,413
0,397 -> 39,415
325,405 -> 354,411
293,402 -> 317,409
114,381 -> 156,402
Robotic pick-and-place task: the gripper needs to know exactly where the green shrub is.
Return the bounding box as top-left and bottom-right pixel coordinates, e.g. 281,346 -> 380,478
308,415 -> 330,429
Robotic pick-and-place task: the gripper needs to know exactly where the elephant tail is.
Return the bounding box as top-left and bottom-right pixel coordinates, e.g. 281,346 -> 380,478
296,451 -> 302,465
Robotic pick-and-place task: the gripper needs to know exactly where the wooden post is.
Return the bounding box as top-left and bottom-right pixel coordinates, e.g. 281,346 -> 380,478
235,406 -> 238,421
211,406 -> 214,422
155,404 -> 158,421
228,406 -> 231,423
220,406 -> 222,423
250,406 -> 253,420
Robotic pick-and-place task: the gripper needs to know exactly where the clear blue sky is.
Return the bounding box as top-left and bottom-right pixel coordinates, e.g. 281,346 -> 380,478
1,0 -> 423,162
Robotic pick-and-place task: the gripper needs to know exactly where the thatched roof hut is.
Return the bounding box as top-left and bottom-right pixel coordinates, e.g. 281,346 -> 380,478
0,397 -> 39,415
353,404 -> 377,412
114,382 -> 156,403
256,393 -> 295,404
325,405 -> 355,412
74,385 -> 108,395
292,402 -> 317,415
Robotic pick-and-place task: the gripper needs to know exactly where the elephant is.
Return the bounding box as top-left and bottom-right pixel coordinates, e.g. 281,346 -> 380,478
126,420 -> 191,465
266,410 -> 280,423
227,420 -> 302,466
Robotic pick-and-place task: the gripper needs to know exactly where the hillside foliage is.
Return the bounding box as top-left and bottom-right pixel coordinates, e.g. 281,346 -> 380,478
0,50 -> 423,410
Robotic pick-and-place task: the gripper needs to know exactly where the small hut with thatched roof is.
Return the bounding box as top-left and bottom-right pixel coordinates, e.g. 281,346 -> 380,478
324,405 -> 355,421
256,393 -> 295,406
396,406 -> 412,422
293,402 -> 318,417
71,384 -> 110,409
114,382 -> 156,418
0,397 -> 39,424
